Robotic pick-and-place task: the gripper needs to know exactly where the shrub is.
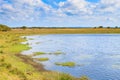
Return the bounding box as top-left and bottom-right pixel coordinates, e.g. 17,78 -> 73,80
21,26 -> 27,30
0,50 -> 3,54
0,24 -> 11,31
60,74 -> 73,80
98,26 -> 103,28
9,68 -> 27,80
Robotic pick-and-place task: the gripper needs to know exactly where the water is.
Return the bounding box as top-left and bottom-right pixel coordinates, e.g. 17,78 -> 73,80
22,34 -> 120,80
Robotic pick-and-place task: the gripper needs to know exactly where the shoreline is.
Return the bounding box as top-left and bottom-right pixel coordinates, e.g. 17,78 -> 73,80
0,30 -> 89,80
15,53 -> 48,72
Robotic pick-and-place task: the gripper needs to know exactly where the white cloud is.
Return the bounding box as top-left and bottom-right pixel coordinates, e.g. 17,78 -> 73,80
0,0 -> 120,27
58,0 -> 92,15
99,0 -> 120,13
1,4 -> 14,11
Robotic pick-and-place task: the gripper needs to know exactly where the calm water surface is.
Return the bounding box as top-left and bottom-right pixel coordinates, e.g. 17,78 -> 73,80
22,34 -> 120,80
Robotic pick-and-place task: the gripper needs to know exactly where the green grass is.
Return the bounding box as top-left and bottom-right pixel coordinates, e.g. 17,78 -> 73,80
9,44 -> 30,53
32,52 -> 45,56
55,62 -> 76,67
36,58 -> 49,61
54,51 -> 63,55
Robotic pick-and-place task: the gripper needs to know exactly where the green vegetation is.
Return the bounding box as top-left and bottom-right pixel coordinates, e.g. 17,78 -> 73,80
55,62 -> 76,67
35,42 -> 41,44
21,26 -> 27,30
54,51 -> 63,55
0,24 -> 11,31
36,58 -> 49,61
32,52 -> 45,56
28,38 -> 34,40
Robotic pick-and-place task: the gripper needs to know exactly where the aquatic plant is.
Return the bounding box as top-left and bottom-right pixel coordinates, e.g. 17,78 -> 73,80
54,51 -> 63,55
33,52 -> 45,56
36,58 -> 49,61
55,62 -> 76,67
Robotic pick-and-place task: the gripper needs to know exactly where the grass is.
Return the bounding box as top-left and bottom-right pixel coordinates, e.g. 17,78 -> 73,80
36,58 -> 49,61
0,29 -> 89,80
32,52 -> 45,56
55,62 -> 76,67
54,51 -> 63,55
11,28 -> 120,34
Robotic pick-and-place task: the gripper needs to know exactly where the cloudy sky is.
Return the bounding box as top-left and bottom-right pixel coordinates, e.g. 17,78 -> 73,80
0,0 -> 120,27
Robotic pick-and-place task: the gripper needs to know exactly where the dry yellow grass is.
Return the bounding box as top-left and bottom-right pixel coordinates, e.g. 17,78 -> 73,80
10,28 -> 120,34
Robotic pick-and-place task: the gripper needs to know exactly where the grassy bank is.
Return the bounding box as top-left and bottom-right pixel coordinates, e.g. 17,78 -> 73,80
0,30 -> 89,80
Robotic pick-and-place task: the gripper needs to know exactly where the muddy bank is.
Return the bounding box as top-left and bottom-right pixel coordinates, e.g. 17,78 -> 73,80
16,54 -> 48,72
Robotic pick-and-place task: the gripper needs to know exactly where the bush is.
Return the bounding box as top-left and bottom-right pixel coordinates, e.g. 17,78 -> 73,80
0,50 -> 3,54
9,68 -> 27,80
98,26 -> 103,28
21,26 -> 27,30
59,73 -> 73,80
0,24 -> 11,31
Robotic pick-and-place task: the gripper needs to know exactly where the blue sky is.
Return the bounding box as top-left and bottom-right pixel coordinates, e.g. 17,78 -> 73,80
0,0 -> 120,27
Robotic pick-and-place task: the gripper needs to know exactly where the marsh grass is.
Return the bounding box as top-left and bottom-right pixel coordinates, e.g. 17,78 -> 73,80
36,58 -> 49,61
35,42 -> 41,44
55,62 -> 76,67
54,51 -> 64,55
32,52 -> 45,56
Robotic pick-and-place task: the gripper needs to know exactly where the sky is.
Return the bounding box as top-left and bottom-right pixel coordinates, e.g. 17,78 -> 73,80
0,0 -> 120,27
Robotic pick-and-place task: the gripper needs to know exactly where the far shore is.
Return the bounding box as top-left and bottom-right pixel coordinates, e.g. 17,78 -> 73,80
10,28 -> 120,34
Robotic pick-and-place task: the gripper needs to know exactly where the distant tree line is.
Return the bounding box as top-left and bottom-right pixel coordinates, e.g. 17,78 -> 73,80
94,26 -> 119,29
0,24 -> 11,31
15,26 -> 120,29
1,24 -> 120,31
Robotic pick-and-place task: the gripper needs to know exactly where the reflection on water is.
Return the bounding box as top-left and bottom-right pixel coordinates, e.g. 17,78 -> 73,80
22,34 -> 120,80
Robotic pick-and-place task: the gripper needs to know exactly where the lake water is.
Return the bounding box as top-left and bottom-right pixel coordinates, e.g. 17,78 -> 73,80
22,34 -> 120,80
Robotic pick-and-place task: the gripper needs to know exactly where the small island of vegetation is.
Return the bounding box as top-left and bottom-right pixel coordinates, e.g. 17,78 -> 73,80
55,62 -> 76,67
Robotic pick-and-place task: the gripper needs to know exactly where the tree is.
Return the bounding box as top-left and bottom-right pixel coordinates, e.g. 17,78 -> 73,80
0,24 -> 11,31
115,26 -> 118,28
21,26 -> 27,30
98,26 -> 103,28
107,26 -> 110,29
